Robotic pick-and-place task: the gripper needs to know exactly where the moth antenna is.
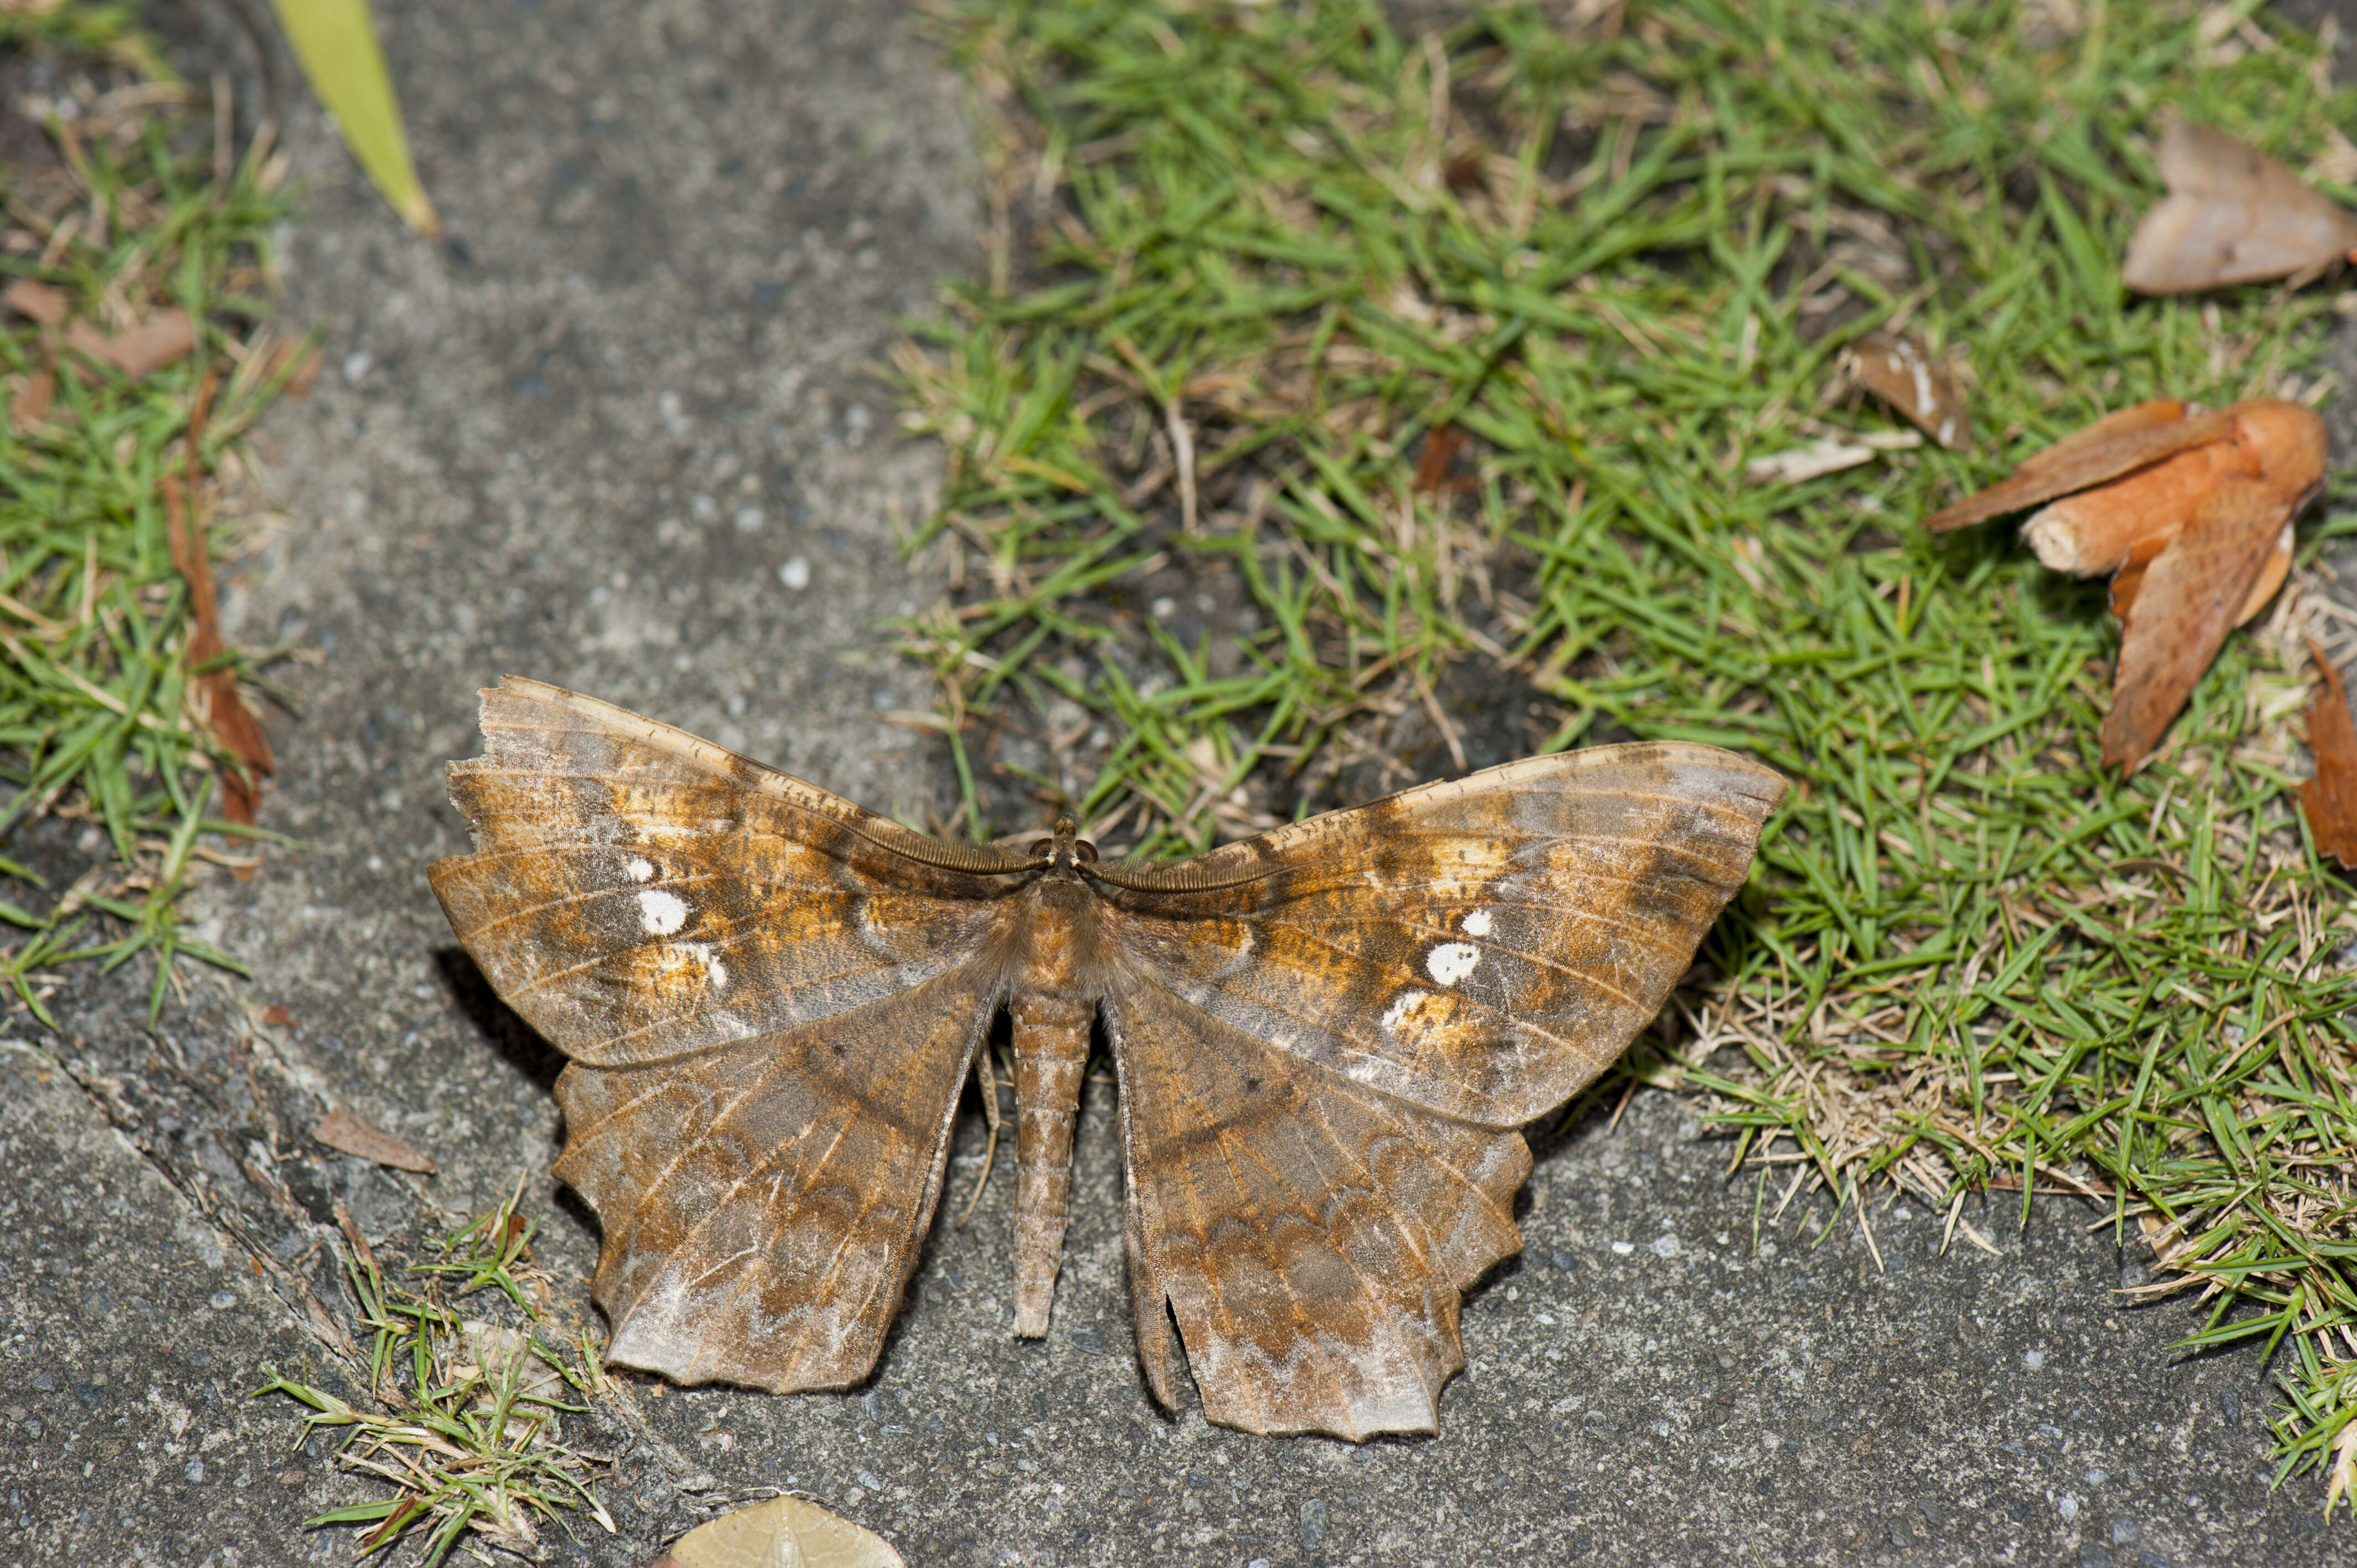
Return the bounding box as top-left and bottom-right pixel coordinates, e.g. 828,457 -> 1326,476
1082,857 -> 1279,893
956,1046 -> 1003,1231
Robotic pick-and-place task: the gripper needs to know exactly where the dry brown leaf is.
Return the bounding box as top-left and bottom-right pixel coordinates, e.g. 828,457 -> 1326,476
1744,430 -> 1917,485
1411,423 -> 1468,495
2102,469 -> 2293,771
2021,436 -> 2253,574
1924,400 -> 2237,534
454,1321 -> 569,1407
1840,331 -> 1973,451
1925,398 -> 2326,774
651,1496 -> 905,1568
259,337 -> 323,397
64,307 -> 195,379
2299,638 -> 2357,868
313,1107 -> 438,1174
2,278 -> 68,326
261,1003 -> 299,1028
2124,122 -> 2357,294
7,368 -> 53,429
163,376 -> 274,827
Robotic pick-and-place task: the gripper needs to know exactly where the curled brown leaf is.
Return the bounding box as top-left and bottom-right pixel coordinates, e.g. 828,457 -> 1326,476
63,307 -> 195,379
1925,398 -> 2327,774
2124,122 -> 2357,295
2,278 -> 68,326
1840,330 -> 1973,451
650,1495 -> 906,1568
2299,639 -> 2357,869
313,1107 -> 438,1174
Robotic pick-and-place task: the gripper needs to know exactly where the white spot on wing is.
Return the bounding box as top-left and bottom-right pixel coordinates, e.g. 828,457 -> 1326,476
1907,354 -> 1934,417
637,889 -> 689,936
626,856 -> 655,883
1379,990 -> 1428,1032
665,942 -> 728,989
1427,942 -> 1481,986
1460,908 -> 1493,937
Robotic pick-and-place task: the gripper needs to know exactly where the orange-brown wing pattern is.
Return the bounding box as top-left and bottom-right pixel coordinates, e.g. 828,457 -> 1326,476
1102,744 -> 1785,1127
1107,972 -> 1527,1440
430,678 -> 1023,1065
430,678 -> 1021,1390
431,683 -> 1785,1427
1096,742 -> 1781,1438
551,964 -> 997,1391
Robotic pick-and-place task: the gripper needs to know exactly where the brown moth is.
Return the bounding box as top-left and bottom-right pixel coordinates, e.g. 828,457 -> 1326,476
1926,398 -> 2327,775
2123,122 -> 2357,295
1840,331 -> 1973,452
429,678 -> 1784,1440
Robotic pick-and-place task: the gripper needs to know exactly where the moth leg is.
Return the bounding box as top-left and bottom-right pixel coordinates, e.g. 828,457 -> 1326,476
955,1044 -> 1003,1231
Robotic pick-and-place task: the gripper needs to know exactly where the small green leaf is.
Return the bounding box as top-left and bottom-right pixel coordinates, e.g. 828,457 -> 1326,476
267,0 -> 440,235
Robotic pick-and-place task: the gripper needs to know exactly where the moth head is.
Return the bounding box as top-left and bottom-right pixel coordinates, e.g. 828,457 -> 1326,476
1025,814 -> 1099,871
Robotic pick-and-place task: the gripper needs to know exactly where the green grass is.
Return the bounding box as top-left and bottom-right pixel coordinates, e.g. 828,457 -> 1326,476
0,2 -> 168,77
0,16 -> 308,1022
900,0 -> 2357,1504
255,1183 -> 618,1565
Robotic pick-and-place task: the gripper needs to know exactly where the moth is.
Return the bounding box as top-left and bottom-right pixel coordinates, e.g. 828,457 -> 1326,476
2123,122 -> 2357,295
1926,398 -> 2325,775
429,678 -> 1784,1440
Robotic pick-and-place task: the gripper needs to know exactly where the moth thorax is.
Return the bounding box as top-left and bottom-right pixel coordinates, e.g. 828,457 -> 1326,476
1015,884 -> 1090,997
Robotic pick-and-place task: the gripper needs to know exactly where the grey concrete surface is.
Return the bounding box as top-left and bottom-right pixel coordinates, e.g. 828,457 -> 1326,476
5,1 -> 2357,1564
0,1047 -> 347,1566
